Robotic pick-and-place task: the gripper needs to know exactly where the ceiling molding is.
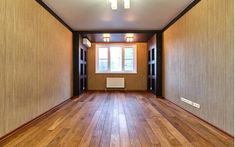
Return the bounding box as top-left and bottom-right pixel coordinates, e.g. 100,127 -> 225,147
35,0 -> 73,32
162,0 -> 201,31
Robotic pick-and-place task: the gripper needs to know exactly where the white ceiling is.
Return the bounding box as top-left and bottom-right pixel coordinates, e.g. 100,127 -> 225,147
42,0 -> 193,31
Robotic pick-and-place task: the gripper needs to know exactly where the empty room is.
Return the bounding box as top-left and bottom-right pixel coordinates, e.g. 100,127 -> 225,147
0,0 -> 234,146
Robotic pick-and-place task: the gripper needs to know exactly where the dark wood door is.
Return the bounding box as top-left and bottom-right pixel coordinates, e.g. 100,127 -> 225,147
148,47 -> 157,94
79,48 -> 87,94
73,33 -> 88,96
147,33 -> 162,96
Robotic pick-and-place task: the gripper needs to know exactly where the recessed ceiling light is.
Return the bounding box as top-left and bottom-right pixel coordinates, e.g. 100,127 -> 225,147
103,33 -> 111,38
104,37 -> 110,42
126,33 -> 134,42
126,37 -> 133,42
103,33 -> 111,42
109,0 -> 130,10
124,0 -> 130,9
110,0 -> 117,10
126,33 -> 134,38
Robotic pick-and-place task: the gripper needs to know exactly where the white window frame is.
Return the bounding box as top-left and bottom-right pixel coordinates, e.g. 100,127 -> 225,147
96,44 -> 137,74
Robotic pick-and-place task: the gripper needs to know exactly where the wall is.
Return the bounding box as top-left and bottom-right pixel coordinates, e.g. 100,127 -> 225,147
88,43 -> 147,91
163,0 -> 234,135
0,0 -> 73,137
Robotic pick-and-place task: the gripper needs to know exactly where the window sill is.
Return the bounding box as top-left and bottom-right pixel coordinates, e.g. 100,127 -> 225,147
95,72 -> 137,75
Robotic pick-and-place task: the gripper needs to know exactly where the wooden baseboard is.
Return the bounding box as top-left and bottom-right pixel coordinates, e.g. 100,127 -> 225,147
163,97 -> 234,138
0,98 -> 72,144
86,90 -> 148,92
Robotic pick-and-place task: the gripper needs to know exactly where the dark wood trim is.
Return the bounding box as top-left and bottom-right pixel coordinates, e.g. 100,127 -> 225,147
73,32 -> 80,96
73,32 -> 89,96
164,97 -> 234,138
156,32 -> 163,96
162,0 -> 201,31
78,35 -> 88,95
147,34 -> 157,95
0,98 -> 72,144
86,90 -> 147,93
35,0 -> 73,32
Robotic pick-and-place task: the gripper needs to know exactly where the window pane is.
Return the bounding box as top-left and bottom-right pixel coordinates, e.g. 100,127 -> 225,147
124,48 -> 134,71
98,48 -> 108,59
152,64 -> 155,75
125,48 -> 134,59
80,49 -> 83,60
151,48 -> 155,61
124,59 -> 134,71
110,47 -> 122,71
98,47 -> 108,72
96,45 -> 136,73
98,59 -> 108,71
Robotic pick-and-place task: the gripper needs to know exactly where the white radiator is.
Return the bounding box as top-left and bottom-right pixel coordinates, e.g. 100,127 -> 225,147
106,77 -> 125,88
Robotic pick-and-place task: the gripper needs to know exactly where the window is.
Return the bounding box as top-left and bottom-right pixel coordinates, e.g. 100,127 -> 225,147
96,44 -> 137,73
80,48 -> 83,60
110,47 -> 122,72
151,48 -> 155,61
80,64 -> 84,75
97,47 -> 108,72
124,47 -> 135,71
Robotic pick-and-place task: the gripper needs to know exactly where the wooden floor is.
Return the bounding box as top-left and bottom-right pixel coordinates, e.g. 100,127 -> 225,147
0,92 -> 233,147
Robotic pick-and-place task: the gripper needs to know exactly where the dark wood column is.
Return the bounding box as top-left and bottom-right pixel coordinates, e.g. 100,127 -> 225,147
147,32 -> 162,97
73,32 -> 88,96
73,32 -> 80,96
156,32 -> 163,96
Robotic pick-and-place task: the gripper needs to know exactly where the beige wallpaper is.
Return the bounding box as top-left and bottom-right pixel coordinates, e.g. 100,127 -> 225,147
163,0 -> 234,135
0,0 -> 73,137
88,43 -> 147,91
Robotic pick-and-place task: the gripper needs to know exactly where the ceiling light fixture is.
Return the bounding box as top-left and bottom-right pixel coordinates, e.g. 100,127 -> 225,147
124,0 -> 130,9
109,0 -> 130,10
126,33 -> 134,38
103,33 -> 111,38
110,0 -> 117,10
126,37 -> 133,42
104,37 -> 110,42
126,33 -> 134,42
103,33 -> 111,42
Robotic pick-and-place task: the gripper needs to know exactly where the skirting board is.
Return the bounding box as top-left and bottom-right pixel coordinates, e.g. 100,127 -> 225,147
86,90 -> 148,93
164,97 -> 234,138
0,97 -> 73,145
